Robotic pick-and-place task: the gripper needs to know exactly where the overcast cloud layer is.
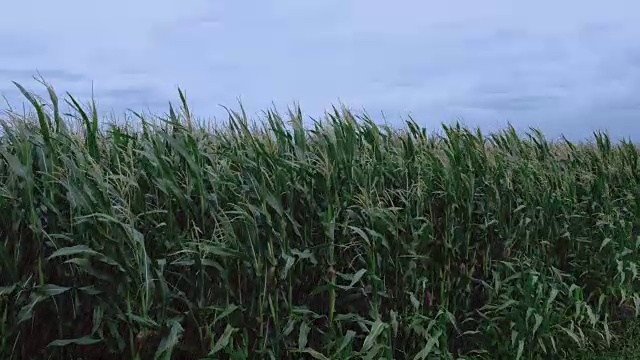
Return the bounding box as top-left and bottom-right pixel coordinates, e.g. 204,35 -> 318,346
1,1 -> 640,140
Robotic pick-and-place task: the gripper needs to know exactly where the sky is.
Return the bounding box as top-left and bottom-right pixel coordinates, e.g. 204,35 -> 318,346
1,0 -> 640,140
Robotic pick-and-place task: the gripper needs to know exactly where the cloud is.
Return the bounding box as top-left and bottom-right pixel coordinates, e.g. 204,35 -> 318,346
0,34 -> 45,59
1,0 -> 640,140
93,86 -> 172,112
0,69 -> 86,83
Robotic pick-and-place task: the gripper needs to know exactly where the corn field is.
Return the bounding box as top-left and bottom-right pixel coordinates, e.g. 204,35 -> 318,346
0,81 -> 639,359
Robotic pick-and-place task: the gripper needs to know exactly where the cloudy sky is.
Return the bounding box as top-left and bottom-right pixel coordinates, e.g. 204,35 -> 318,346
1,1 -> 639,140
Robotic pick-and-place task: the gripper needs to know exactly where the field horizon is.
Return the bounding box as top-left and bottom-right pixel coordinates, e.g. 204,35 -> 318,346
2,79 -> 632,145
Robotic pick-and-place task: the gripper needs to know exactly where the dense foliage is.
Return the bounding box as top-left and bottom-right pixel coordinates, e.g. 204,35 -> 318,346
0,82 -> 639,359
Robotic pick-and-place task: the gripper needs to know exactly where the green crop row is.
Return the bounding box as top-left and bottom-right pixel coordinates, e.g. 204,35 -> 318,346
0,81 -> 639,359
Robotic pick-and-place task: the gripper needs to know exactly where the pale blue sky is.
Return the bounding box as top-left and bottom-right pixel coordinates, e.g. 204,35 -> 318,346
1,1 -> 639,140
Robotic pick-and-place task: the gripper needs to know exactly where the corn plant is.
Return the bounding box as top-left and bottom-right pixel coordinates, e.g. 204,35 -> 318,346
0,81 -> 638,359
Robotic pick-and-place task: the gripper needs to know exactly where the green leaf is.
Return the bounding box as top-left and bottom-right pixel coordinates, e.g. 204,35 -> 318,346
37,284 -> 71,296
281,253 -> 295,280
209,324 -> 237,355
515,339 -> 525,360
213,304 -> 240,324
412,330 -> 441,360
1,151 -> 27,179
363,343 -> 384,360
349,268 -> 367,287
13,81 -> 51,147
546,288 -> 559,312
47,245 -> 99,260
265,193 -> 283,216
283,319 -> 296,337
300,348 -> 330,360
532,314 -> 543,335
408,292 -> 421,310
155,319 -> 184,360
337,330 -> 356,353
599,238 -> 612,252
558,325 -> 582,346
0,284 -> 17,296
48,336 -> 101,347
79,285 -> 104,295
92,306 -> 104,334
349,226 -> 371,245
298,322 -> 311,351
390,311 -> 399,337
513,204 -> 526,213
362,318 -> 387,353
